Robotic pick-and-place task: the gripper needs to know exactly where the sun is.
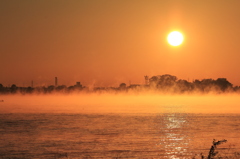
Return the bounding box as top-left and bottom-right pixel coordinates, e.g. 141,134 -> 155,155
167,31 -> 184,46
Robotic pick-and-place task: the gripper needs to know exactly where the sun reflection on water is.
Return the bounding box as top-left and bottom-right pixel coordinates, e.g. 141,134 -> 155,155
157,113 -> 190,158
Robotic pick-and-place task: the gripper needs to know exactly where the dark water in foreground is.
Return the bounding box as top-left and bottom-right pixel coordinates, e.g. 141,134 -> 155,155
0,113 -> 240,159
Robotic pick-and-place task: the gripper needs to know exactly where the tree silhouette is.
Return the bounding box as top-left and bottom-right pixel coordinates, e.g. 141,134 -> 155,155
149,74 -> 177,90
176,79 -> 192,93
215,78 -> 232,92
10,84 -> 18,93
119,83 -> 127,90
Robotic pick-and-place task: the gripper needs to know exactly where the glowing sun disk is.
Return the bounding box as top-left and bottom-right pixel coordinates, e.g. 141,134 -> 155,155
167,31 -> 184,46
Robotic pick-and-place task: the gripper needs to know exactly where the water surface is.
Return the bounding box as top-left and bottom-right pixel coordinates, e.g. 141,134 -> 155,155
0,113 -> 239,158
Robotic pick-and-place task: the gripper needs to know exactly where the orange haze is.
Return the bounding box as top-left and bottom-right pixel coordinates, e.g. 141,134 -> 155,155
1,1 -> 240,87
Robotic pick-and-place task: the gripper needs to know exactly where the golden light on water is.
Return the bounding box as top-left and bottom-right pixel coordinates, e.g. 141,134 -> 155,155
161,114 -> 189,159
167,31 -> 184,46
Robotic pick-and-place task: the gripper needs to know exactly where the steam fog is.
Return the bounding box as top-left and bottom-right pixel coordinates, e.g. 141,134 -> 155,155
1,92 -> 240,114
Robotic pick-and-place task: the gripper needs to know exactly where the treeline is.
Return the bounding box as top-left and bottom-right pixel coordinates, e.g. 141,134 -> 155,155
0,83 -> 87,94
147,74 -> 239,93
0,74 -> 240,94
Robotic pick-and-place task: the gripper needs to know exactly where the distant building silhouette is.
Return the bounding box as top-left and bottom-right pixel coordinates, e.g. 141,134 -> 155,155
55,77 -> 58,87
144,75 -> 149,85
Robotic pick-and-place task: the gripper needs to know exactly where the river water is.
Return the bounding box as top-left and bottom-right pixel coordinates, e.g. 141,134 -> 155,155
0,94 -> 240,158
0,113 -> 240,159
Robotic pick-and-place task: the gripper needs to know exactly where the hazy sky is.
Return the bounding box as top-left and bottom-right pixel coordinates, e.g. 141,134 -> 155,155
1,0 -> 240,87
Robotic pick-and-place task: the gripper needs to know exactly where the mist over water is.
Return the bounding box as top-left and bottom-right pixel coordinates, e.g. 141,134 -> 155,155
1,93 -> 240,114
1,93 -> 240,158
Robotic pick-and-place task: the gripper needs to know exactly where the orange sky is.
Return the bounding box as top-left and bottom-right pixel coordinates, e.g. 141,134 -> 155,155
1,0 -> 240,87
